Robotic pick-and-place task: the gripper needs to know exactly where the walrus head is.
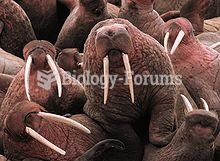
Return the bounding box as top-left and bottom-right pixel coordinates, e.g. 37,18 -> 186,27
23,40 -> 62,101
3,101 -> 91,156
163,18 -> 194,55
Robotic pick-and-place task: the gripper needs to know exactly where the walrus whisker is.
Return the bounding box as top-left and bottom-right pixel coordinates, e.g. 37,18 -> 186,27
164,32 -> 170,53
103,56 -> 109,104
122,53 -> 134,103
181,94 -> 193,112
25,127 -> 66,155
46,54 -> 62,98
200,98 -> 209,111
37,112 -> 91,134
170,30 -> 185,55
24,55 -> 32,101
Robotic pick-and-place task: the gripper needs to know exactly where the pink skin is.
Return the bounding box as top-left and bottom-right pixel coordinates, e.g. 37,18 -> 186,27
163,18 -> 220,158
3,101 -> 106,161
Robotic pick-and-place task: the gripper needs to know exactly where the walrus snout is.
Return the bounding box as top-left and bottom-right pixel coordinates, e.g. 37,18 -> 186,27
95,23 -> 134,57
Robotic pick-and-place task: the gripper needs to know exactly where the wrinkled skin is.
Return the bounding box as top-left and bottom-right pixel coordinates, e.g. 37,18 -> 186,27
197,31 -> 220,53
144,109 -> 219,161
0,48 -> 24,75
0,40 -> 86,154
0,0 -> 36,58
15,0 -> 69,43
179,0 -> 211,35
55,0 -> 118,52
163,17 -> 220,159
75,139 -> 125,161
119,0 -> 164,42
83,18 -> 177,161
154,0 -> 220,19
57,48 -> 83,76
3,101 -> 107,160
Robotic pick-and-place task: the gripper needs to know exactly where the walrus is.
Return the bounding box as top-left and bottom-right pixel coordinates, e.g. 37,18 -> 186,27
0,0 -> 36,58
0,40 -> 86,154
83,18 -> 178,161
144,96 -> 219,161
3,101 -> 105,160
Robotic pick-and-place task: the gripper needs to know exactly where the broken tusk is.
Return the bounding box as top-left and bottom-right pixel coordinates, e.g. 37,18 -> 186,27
46,54 -> 62,98
122,53 -> 134,103
170,30 -> 185,55
200,98 -> 209,111
37,112 -> 91,134
24,55 -> 32,101
164,32 -> 170,53
210,42 -> 220,49
103,56 -> 109,104
25,127 -> 66,155
180,94 -> 193,112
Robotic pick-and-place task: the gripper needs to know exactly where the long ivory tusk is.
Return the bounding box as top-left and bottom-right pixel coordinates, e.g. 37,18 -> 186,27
200,98 -> 209,111
25,127 -> 66,155
46,54 -> 62,97
164,32 -> 170,53
37,112 -> 91,134
180,94 -> 193,112
25,55 -> 32,101
210,42 -> 220,49
103,56 -> 109,104
122,53 -> 134,103
170,30 -> 185,55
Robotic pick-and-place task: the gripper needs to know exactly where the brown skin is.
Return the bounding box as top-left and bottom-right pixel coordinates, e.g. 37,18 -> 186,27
0,48 -> 24,75
0,40 -> 86,154
0,0 -> 36,58
144,109 -> 219,161
15,0 -> 69,43
83,18 -> 177,161
57,48 -> 83,76
180,0 -> 211,35
55,0 -> 118,52
163,17 -> 220,160
3,101 -> 106,161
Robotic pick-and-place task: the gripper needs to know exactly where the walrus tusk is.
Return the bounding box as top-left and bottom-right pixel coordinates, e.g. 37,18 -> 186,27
200,98 -> 209,111
170,30 -> 185,55
210,42 -> 220,49
164,32 -> 170,53
37,112 -> 91,134
25,127 -> 66,155
46,54 -> 62,98
180,94 -> 193,112
24,55 -> 32,101
103,56 -> 109,104
122,53 -> 134,103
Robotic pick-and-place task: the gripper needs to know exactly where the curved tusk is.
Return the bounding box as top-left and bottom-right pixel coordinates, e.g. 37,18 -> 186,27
210,42 -> 220,49
46,54 -> 62,98
37,112 -> 91,134
103,56 -> 109,104
170,30 -> 185,55
180,94 -> 193,112
200,98 -> 209,111
25,127 -> 66,155
122,53 -> 134,103
24,55 -> 32,101
164,32 -> 170,53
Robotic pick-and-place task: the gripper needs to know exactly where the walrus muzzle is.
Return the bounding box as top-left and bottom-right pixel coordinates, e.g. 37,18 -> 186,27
95,23 -> 135,104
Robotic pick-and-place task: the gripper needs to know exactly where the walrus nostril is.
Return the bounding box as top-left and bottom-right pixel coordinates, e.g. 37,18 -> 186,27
106,30 -> 115,37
